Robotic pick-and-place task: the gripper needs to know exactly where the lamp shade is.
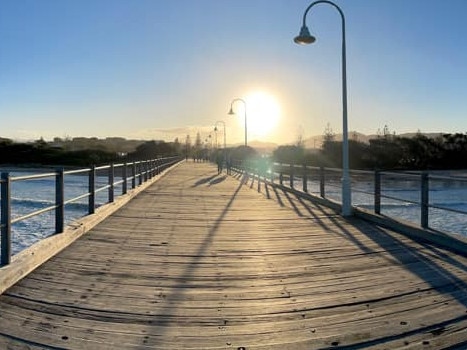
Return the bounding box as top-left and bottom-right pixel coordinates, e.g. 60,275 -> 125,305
294,25 -> 316,44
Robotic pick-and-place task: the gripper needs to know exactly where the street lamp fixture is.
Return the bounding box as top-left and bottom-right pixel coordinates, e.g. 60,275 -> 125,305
294,25 -> 315,44
228,98 -> 247,147
294,0 -> 352,216
214,120 -> 226,150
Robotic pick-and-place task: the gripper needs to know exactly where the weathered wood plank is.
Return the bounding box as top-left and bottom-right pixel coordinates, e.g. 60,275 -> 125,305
0,162 -> 467,349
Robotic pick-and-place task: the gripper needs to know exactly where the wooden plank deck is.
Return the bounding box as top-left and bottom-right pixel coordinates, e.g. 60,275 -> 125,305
1,161 -> 467,349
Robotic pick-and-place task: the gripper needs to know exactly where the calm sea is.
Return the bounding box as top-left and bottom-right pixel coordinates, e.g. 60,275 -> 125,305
3,170 -> 113,254
305,174 -> 467,237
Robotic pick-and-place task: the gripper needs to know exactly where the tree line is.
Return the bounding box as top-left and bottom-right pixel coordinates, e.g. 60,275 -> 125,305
3,131 -> 467,170
0,137 -> 182,167
272,132 -> 467,170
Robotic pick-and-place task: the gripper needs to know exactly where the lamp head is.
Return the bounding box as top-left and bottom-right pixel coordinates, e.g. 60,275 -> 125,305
214,126 -> 218,132
228,107 -> 235,115
294,25 -> 316,45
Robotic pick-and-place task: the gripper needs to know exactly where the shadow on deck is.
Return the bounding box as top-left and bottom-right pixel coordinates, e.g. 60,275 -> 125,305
0,162 -> 466,349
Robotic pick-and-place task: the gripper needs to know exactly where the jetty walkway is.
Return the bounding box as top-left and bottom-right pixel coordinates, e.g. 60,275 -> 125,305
0,162 -> 467,349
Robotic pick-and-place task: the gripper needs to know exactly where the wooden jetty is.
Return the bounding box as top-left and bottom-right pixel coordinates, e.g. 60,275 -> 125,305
0,162 -> 467,349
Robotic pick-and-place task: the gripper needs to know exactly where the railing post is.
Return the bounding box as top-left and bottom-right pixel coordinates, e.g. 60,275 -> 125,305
89,166 -> 95,214
132,162 -> 136,189
108,163 -> 114,203
279,163 -> 283,185
139,162 -> 143,185
289,164 -> 294,188
1,173 -> 11,266
148,160 -> 153,179
55,168 -> 64,234
374,170 -> 381,215
144,161 -> 148,182
122,163 -> 128,195
320,167 -> 325,198
421,172 -> 429,228
302,164 -> 308,193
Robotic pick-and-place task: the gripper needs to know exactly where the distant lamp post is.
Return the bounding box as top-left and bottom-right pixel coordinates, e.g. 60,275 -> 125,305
214,121 -> 226,150
228,98 -> 247,147
294,0 -> 352,216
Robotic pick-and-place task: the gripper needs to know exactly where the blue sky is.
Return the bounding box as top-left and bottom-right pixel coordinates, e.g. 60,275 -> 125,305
1,0 -> 467,144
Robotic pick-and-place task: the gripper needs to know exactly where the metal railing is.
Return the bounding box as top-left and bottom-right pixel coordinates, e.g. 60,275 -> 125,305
229,159 -> 467,237
0,156 -> 182,266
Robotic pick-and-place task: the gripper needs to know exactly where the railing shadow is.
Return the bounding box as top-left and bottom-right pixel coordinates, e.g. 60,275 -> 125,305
191,174 -> 218,187
208,175 -> 227,186
264,184 -> 377,254
248,175 -> 467,311
352,219 -> 467,306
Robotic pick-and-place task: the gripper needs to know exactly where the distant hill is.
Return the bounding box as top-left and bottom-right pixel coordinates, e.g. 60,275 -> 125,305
247,140 -> 278,154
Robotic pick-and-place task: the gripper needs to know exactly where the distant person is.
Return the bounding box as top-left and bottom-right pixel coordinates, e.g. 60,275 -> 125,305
216,153 -> 223,174
226,156 -> 232,175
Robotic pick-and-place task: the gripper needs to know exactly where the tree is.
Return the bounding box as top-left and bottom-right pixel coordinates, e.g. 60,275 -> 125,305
323,123 -> 335,143
173,137 -> 181,154
184,135 -> 192,158
34,137 -> 47,149
193,132 -> 203,160
321,140 -> 341,168
129,141 -> 175,160
368,137 -> 402,169
273,145 -> 305,164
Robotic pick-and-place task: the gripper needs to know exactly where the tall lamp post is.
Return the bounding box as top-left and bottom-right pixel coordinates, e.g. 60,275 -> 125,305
294,0 -> 351,216
214,120 -> 226,150
228,98 -> 247,147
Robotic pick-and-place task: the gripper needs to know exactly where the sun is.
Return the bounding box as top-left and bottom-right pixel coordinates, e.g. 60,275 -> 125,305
244,91 -> 281,138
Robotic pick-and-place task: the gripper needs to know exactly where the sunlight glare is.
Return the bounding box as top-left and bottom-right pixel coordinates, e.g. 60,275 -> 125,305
244,91 -> 281,138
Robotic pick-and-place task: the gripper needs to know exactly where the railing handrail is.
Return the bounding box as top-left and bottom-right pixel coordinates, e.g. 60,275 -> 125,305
228,159 -> 467,237
0,155 -> 182,266
273,161 -> 467,184
10,172 -> 58,182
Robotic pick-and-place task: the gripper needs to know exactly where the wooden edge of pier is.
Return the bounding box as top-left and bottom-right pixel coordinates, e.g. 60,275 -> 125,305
354,207 -> 467,257
0,161 -> 182,295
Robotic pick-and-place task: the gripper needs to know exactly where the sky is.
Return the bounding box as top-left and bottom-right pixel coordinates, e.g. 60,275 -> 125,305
1,0 -> 467,145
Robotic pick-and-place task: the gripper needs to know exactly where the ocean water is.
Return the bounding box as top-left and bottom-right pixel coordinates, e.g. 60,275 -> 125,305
301,174 -> 467,237
3,171 -> 117,254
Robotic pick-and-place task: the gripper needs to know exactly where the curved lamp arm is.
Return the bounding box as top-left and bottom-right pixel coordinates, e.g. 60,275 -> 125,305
228,98 -> 247,147
215,120 -> 226,149
294,0 -> 351,216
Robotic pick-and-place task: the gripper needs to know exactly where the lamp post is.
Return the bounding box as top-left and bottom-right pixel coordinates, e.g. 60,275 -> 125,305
228,98 -> 247,147
214,121 -> 226,150
294,0 -> 351,216
213,128 -> 218,149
